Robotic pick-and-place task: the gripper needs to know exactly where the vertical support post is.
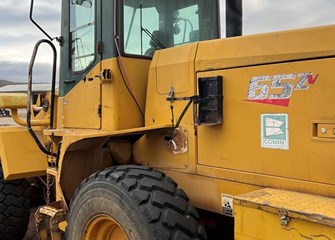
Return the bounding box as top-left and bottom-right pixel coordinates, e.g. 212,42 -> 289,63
226,0 -> 242,37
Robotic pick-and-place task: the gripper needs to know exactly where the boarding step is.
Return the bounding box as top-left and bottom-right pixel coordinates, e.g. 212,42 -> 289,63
35,200 -> 67,240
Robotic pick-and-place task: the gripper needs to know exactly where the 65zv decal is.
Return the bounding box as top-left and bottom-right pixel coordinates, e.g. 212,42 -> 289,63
246,72 -> 319,107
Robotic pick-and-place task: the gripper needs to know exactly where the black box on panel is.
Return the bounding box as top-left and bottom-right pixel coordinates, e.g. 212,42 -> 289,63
198,76 -> 223,125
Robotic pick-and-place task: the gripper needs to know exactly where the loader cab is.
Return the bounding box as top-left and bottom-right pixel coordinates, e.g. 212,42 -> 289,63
59,0 -> 223,96
56,0 -> 241,129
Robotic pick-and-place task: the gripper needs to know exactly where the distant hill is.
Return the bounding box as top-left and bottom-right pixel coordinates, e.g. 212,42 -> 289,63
0,80 -> 15,87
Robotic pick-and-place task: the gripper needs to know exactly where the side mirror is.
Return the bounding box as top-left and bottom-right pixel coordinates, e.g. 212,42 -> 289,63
76,0 -> 92,8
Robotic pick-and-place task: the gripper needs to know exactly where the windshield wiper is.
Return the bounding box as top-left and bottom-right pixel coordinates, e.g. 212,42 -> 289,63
141,28 -> 166,49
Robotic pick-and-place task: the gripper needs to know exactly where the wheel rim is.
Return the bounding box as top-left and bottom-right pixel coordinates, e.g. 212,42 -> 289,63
84,214 -> 128,240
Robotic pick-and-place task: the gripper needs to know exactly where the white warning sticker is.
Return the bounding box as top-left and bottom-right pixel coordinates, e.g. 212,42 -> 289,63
221,194 -> 234,217
261,114 -> 289,150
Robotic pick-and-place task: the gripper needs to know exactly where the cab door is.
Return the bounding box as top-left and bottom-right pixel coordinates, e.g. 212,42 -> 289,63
61,0 -> 102,129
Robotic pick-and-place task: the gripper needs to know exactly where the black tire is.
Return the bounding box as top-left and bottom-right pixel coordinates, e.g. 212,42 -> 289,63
0,164 -> 31,240
66,165 -> 207,240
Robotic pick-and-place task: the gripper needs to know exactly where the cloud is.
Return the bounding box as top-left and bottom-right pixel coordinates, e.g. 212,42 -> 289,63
0,60 -> 55,83
243,0 -> 335,34
0,0 -> 60,82
220,0 -> 335,36
0,0 -> 61,53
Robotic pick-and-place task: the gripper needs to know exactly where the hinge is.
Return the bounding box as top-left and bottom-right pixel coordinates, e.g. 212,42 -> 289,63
97,41 -> 104,55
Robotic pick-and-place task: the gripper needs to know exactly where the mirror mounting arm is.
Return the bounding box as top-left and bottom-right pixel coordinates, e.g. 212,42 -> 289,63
30,0 -> 61,45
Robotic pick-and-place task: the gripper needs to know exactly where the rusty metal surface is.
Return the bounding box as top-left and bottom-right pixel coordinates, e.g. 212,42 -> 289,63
35,200 -> 67,240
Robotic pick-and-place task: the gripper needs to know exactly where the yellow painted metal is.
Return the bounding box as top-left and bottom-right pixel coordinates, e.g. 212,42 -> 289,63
197,165 -> 335,202
60,57 -> 150,131
155,43 -> 198,94
35,200 -> 67,240
0,91 -> 51,180
84,215 -> 128,240
55,94 -> 63,129
235,206 -> 335,240
145,43 -> 198,127
43,124 -> 172,184
0,91 -> 56,127
196,25 -> 335,71
100,57 -> 150,131
235,188 -> 335,227
317,123 -> 335,139
2,23 -> 335,238
11,109 -> 49,126
163,169 -> 259,213
0,126 -> 46,180
152,26 -> 335,234
234,188 -> 335,239
62,63 -> 101,129
0,93 -> 27,109
47,167 -> 68,209
196,58 -> 335,197
134,43 -> 199,172
38,168 -> 68,233
133,127 -> 190,170
43,124 -> 172,139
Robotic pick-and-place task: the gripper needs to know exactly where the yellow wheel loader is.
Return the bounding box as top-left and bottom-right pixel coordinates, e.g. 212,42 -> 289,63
0,0 -> 334,239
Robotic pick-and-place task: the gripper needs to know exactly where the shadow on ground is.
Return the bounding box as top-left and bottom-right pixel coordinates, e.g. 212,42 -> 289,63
23,207 -> 39,240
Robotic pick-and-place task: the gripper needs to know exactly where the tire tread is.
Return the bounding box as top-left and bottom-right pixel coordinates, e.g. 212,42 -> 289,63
0,164 -> 30,240
69,165 -> 207,240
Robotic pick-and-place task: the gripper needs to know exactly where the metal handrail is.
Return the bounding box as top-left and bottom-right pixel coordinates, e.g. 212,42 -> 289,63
27,39 -> 57,156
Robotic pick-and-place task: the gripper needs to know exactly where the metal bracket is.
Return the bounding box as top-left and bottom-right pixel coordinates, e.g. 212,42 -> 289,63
166,87 -> 199,129
36,200 -> 67,240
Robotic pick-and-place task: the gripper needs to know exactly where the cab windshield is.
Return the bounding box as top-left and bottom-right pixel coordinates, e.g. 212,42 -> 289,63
122,0 -> 219,56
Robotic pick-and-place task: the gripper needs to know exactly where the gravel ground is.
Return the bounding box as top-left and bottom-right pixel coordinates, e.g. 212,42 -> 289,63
0,117 -> 15,126
0,109 -> 26,126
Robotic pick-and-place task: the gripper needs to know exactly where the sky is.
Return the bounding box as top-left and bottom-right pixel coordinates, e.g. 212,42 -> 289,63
0,0 -> 61,82
0,0 -> 334,82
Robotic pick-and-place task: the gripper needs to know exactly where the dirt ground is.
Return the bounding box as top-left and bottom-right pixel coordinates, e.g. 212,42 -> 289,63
23,207 -> 39,240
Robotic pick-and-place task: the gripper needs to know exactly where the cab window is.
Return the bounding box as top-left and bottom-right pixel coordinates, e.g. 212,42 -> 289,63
70,0 -> 95,72
173,4 -> 200,45
123,3 -> 159,55
122,0 -> 219,57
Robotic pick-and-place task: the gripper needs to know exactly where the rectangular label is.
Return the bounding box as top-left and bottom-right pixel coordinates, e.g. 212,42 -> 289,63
221,194 -> 234,217
261,114 -> 289,150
